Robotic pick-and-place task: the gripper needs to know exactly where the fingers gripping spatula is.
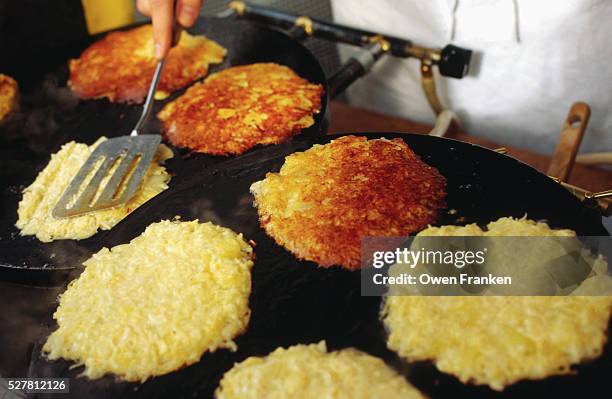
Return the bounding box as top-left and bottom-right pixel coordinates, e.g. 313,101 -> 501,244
53,13 -> 181,218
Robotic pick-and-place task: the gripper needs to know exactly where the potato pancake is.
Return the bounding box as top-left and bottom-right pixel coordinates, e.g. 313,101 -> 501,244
382,217 -> 612,390
158,63 -> 323,155
250,135 -> 446,269
0,73 -> 19,123
215,341 -> 425,399
43,220 -> 254,382
16,139 -> 172,242
68,25 -> 226,103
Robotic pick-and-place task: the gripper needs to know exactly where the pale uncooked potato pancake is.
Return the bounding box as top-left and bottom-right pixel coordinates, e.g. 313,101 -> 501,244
250,135 -> 446,269
43,220 -> 254,382
0,73 -> 19,123
382,217 -> 612,390
158,63 -> 323,155
16,138 -> 172,242
69,25 -> 226,103
215,341 -> 425,399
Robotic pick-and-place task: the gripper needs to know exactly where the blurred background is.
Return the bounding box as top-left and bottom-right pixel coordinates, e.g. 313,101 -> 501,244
1,0 -> 611,161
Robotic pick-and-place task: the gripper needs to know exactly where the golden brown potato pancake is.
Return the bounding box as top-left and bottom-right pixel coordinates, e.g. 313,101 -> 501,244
0,73 -> 19,123
43,220 -> 254,382
215,341 -> 425,399
250,135 -> 446,269
158,63 -> 323,155
68,25 -> 226,103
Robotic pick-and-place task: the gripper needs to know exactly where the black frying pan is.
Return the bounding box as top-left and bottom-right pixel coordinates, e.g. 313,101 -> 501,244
21,133 -> 611,399
0,16 -> 338,284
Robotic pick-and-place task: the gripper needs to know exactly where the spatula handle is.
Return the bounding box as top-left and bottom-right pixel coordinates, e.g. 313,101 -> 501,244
131,0 -> 184,136
131,60 -> 165,136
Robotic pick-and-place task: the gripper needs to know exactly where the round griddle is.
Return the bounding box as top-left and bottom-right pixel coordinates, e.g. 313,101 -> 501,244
20,132 -> 611,399
0,16 -> 328,284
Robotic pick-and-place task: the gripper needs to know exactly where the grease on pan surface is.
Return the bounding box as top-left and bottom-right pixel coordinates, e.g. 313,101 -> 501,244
68,25 -> 226,103
215,341 -> 425,399
0,73 -> 19,123
382,217 -> 612,391
43,220 -> 254,382
158,63 -> 323,155
250,135 -> 446,269
16,139 -> 172,242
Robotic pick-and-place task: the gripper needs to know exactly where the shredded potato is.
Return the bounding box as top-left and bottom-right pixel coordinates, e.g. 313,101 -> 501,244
383,217 -> 612,390
16,139 -> 172,242
158,63 -> 323,155
250,135 -> 446,269
0,73 -> 18,123
216,341 -> 425,399
69,25 -> 226,103
43,220 -> 254,382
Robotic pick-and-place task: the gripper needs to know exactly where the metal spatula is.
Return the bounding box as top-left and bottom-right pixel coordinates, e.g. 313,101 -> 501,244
53,13 -> 182,218
52,60 -> 165,218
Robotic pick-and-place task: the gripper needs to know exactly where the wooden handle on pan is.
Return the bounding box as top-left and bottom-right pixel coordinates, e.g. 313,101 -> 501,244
547,102 -> 591,182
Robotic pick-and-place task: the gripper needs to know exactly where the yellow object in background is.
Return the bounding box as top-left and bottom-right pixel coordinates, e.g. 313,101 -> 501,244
81,0 -> 135,34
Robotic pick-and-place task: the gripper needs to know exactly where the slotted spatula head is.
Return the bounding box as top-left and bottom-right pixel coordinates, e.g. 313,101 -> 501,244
52,134 -> 161,218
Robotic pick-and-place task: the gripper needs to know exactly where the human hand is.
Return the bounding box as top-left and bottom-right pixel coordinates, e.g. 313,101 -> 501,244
136,0 -> 204,59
